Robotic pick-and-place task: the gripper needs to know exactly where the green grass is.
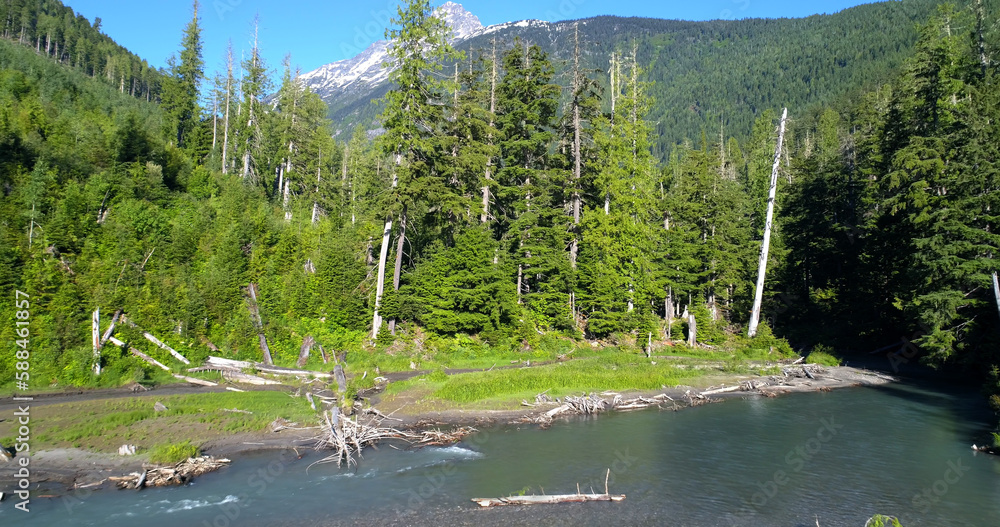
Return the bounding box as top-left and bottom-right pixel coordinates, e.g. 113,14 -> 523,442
806,344 -> 842,367
426,353 -> 706,403
27,391 -> 316,451
149,440 -> 200,464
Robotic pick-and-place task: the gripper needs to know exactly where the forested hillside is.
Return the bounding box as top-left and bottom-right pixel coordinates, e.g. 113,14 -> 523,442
0,0 -> 998,434
0,0 -> 163,100
323,0 -> 999,156
777,3 -> 1000,383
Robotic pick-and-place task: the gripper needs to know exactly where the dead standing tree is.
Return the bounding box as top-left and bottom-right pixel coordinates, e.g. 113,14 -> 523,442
748,108 -> 788,338
245,283 -> 274,365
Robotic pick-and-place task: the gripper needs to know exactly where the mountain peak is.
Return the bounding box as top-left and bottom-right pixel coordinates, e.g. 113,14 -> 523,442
301,2 -> 486,104
436,2 -> 484,42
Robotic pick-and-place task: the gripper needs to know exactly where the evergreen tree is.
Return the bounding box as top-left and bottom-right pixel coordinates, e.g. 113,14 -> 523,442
371,0 -> 459,340
495,41 -> 570,330
579,45 -> 658,335
160,1 -> 203,149
235,17 -> 270,186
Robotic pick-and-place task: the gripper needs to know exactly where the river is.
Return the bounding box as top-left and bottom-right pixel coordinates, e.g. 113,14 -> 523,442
5,381 -> 999,526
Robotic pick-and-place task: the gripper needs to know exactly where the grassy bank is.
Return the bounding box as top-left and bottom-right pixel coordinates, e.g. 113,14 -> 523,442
0,330 -> 802,453
379,346 -> 790,410
0,391 -> 315,454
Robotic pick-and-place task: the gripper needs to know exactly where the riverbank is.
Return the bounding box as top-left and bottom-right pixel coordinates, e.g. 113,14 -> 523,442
0,364 -> 896,494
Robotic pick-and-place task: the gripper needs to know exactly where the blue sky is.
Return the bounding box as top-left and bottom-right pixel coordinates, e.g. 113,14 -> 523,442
66,0 -> 874,79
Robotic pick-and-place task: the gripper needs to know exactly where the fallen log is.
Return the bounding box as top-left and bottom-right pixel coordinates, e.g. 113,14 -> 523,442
221,370 -> 281,386
473,493 -> 626,507
108,337 -> 170,371
173,374 -> 218,387
120,315 -> 190,364
474,469 -> 624,507
99,309 -> 122,347
700,385 -> 743,396
203,356 -> 253,370
198,356 -> 334,378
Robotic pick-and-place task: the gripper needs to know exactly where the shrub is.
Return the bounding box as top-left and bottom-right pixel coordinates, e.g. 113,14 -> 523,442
807,344 -> 841,366
865,515 -> 903,527
148,440 -> 200,464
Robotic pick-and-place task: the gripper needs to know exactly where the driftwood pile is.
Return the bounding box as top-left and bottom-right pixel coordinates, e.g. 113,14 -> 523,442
313,409 -> 404,468
110,456 -> 230,489
312,409 -> 476,468
530,392 -> 682,424
410,426 -> 477,447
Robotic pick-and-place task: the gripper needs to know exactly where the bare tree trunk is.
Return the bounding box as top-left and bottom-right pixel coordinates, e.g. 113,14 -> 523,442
665,287 -> 674,339
481,38 -> 498,224
371,165 -> 399,341
371,216 -> 393,340
92,308 -> 101,375
283,177 -> 291,222
993,272 -> 1000,322
212,93 -> 218,150
748,108 -> 788,338
388,203 -> 407,335
517,264 -> 523,305
312,147 -> 322,225
976,0 -> 990,75
570,24 -> 582,269
243,284 -> 273,364
222,43 -> 233,174
297,335 -> 315,368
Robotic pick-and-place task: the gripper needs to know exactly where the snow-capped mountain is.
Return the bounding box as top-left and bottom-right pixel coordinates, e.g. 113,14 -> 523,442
438,1 -> 485,41
300,2 -> 485,102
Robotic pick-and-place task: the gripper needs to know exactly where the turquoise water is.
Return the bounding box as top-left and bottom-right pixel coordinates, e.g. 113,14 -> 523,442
4,382 -> 999,526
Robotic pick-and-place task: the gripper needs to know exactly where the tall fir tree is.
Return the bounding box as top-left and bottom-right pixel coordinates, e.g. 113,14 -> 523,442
495,40 -> 570,330
160,1 -> 203,149
371,0 -> 460,340
580,45 -> 658,335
